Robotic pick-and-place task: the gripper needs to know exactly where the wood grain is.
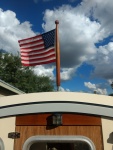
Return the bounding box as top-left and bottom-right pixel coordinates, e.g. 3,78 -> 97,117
16,113 -> 101,126
14,125 -> 103,150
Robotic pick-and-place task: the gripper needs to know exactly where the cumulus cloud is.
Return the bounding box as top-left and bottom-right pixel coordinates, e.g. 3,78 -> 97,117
0,8 -> 35,54
90,42 -> 113,80
1,0 -> 113,84
61,68 -> 75,80
108,79 -> 113,85
84,82 -> 107,95
0,8 -> 55,79
59,86 -> 70,92
42,4 -> 99,80
33,65 -> 55,80
42,5 -> 99,68
42,0 -> 113,81
79,0 -> 113,38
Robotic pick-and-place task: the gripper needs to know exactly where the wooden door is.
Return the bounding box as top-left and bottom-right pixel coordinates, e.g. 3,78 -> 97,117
14,114 -> 103,150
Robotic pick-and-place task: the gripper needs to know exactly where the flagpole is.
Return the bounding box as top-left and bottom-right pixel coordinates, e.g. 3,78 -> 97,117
55,20 -> 60,91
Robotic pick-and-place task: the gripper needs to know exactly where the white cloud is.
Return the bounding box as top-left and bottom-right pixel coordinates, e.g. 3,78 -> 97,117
59,86 -> 70,92
1,0 -> 113,83
42,1 -> 113,81
0,8 -> 35,54
108,79 -> 113,85
42,5 -> 99,80
90,42 -> 113,80
78,0 -> 113,39
84,82 -> 107,95
0,8 -> 55,80
33,65 -> 55,80
61,68 -> 75,80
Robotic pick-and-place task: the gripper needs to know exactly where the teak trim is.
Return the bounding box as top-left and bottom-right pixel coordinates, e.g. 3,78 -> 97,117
16,113 -> 101,126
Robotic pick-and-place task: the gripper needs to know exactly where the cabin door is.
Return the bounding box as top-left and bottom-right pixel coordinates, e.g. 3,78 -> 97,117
14,114 -> 103,150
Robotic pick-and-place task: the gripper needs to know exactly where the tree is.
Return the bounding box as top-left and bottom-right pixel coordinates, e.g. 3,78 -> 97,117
0,52 -> 54,93
109,82 -> 113,96
111,82 -> 113,89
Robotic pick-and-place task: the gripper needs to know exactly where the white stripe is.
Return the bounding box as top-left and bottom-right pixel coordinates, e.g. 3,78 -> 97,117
22,57 -> 56,64
20,45 -> 45,52
20,41 -> 44,48
21,47 -> 55,56
19,36 -> 42,45
21,51 -> 55,60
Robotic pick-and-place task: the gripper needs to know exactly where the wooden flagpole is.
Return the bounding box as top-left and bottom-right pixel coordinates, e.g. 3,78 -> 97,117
55,20 -> 60,91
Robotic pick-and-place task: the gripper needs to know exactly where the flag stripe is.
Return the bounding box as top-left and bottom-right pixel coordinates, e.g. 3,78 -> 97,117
20,42 -> 44,49
18,29 -> 56,66
20,46 -> 45,52
19,40 -> 44,48
21,54 -> 56,63
18,35 -> 42,44
21,48 -> 55,57
22,59 -> 56,66
21,52 -> 55,60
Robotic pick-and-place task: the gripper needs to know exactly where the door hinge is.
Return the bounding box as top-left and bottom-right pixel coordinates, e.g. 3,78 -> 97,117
8,132 -> 20,139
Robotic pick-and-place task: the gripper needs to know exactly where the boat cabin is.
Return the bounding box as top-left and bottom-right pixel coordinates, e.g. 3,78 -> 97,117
0,90 -> 113,150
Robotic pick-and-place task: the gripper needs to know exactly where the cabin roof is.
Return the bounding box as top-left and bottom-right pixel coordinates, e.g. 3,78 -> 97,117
0,79 -> 25,96
0,92 -> 113,118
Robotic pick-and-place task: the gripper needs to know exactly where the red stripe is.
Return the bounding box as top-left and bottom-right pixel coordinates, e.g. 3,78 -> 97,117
20,46 -> 44,53
19,39 -> 43,47
18,34 -> 42,43
21,54 -> 56,62
20,43 -> 44,50
22,59 -> 56,66
21,52 -> 55,60
21,48 -> 45,54
21,48 -> 55,57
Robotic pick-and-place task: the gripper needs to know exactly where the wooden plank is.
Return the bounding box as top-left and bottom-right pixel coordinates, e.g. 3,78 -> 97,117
14,125 -> 103,150
16,113 -> 101,126
16,114 -> 50,126
63,114 -> 101,125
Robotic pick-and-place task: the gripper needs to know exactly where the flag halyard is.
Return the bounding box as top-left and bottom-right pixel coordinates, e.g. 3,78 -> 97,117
18,29 -> 56,66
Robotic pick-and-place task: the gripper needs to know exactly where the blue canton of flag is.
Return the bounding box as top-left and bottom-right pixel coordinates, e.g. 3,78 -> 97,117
42,29 -> 55,49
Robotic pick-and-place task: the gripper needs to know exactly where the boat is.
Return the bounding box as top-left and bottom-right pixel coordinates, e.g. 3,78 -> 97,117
0,79 -> 113,150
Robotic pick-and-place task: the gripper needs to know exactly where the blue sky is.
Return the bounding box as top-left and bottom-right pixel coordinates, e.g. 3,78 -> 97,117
0,0 -> 113,95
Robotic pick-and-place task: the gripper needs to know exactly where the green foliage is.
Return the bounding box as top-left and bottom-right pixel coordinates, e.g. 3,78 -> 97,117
111,82 -> 113,89
0,53 -> 54,93
109,83 -> 113,96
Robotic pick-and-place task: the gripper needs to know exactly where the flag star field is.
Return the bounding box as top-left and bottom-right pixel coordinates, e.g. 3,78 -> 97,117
42,29 -> 55,49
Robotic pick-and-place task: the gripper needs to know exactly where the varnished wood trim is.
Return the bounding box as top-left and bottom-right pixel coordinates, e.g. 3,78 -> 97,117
14,126 -> 103,150
16,114 -> 101,126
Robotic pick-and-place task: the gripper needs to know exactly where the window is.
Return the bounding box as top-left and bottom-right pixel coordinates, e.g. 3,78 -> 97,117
23,136 -> 96,150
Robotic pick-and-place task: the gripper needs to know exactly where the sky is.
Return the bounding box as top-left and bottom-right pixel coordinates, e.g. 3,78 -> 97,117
0,0 -> 113,95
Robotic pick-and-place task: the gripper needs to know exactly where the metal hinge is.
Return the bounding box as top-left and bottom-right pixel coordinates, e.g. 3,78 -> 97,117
8,132 -> 20,139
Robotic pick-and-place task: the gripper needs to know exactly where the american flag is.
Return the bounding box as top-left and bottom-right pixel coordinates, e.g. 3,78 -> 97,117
18,29 -> 56,66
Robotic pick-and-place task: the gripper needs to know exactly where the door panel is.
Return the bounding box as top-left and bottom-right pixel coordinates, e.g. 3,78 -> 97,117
14,125 -> 103,150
